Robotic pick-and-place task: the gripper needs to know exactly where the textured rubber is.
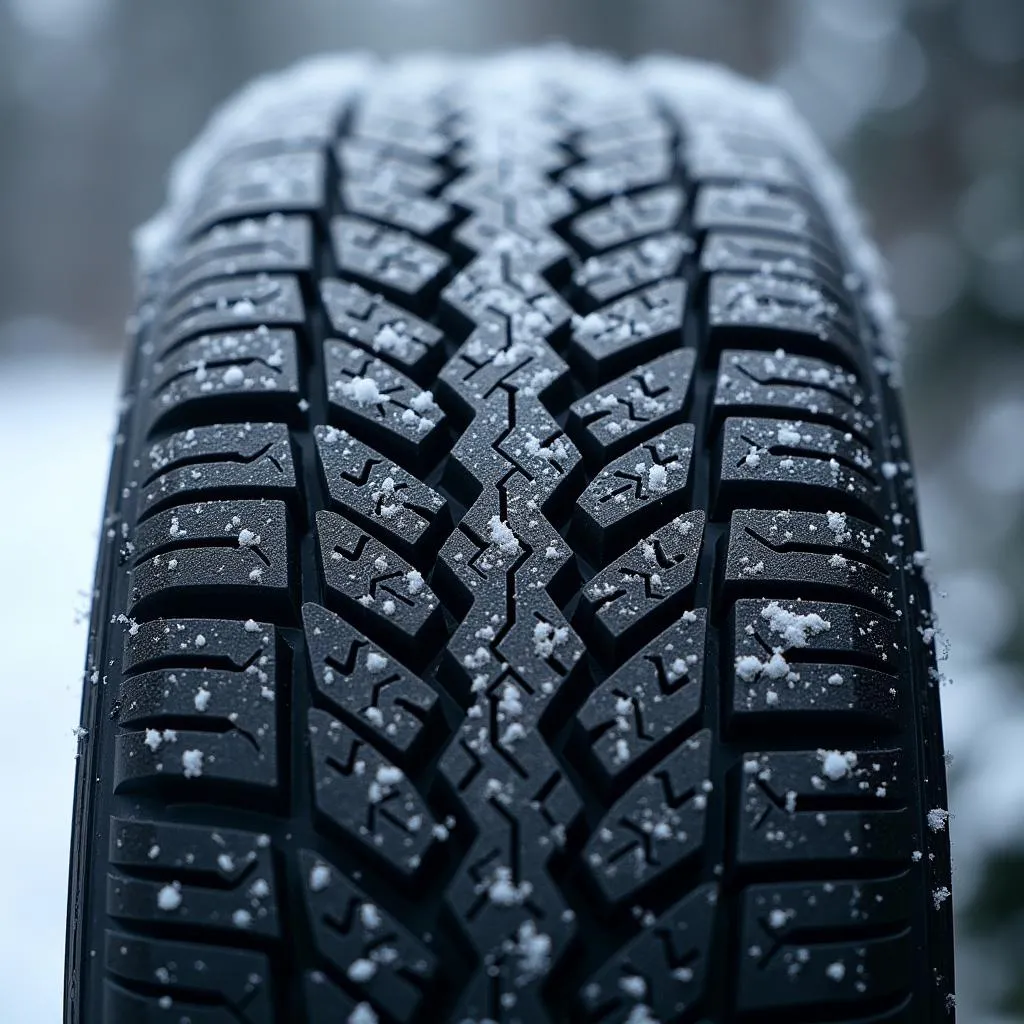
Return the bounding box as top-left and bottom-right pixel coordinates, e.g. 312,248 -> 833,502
66,54 -> 955,1024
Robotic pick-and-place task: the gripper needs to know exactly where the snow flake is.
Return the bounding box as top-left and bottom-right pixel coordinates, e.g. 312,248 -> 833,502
365,651 -> 388,673
181,749 -> 205,778
156,883 -> 182,911
341,376 -> 388,407
819,749 -> 857,781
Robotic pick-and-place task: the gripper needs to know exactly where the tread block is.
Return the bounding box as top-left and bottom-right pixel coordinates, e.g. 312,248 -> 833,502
439,320 -> 570,412
570,279 -> 687,386
579,883 -> 716,1022
576,610 -> 705,792
563,140 -> 673,200
571,186 -> 685,254
117,617 -> 280,796
114,660 -> 278,794
330,215 -> 449,310
573,233 -> 692,310
336,137 -> 446,193
584,729 -> 711,904
168,214 -> 314,299
157,274 -> 305,358
320,278 -> 445,377
736,875 -> 912,1014
576,116 -> 672,157
707,271 -> 859,368
575,424 -> 695,563
315,426 -> 449,561
738,748 -> 909,868
701,231 -> 843,290
299,849 -> 436,1021
341,179 -> 452,237
128,500 -> 292,617
577,511 -> 704,664
104,932 -> 273,1023
315,510 -> 444,659
685,125 -> 809,192
443,166 -> 576,227
304,974 -> 364,1024
182,149 -> 326,240
140,423 -> 296,517
568,349 -> 696,465
732,660 -> 901,728
352,108 -> 448,159
324,340 -> 447,464
123,615 -> 276,674
454,215 -> 569,273
308,709 -> 439,879
715,348 -> 876,441
693,183 -> 829,245
149,328 -> 301,433
729,596 -> 901,729
723,508 -> 893,610
718,416 -> 883,522
442,254 -> 572,340
107,818 -> 279,937
731,597 -> 900,672
303,602 -> 438,764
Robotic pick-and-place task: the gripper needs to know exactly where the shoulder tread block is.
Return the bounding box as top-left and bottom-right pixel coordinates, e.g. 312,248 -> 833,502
167,214 -> 314,299
140,422 -> 296,516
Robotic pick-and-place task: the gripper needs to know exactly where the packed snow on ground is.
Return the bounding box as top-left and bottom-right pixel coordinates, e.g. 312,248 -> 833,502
0,351 -> 120,1024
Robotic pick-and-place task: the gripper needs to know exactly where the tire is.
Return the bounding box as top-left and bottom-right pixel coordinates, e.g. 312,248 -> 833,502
65,53 -> 955,1024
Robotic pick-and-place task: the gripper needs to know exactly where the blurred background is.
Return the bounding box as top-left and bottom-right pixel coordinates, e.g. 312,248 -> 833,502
0,0 -> 1021,1020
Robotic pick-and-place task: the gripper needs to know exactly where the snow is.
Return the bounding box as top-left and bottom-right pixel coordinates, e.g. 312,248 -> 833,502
341,376 -> 389,407
514,920 -> 552,980
642,464 -> 669,496
347,958 -> 377,982
619,975 -> 647,998
181,749 -> 205,778
0,354 -> 119,1023
365,651 -> 389,673
487,515 -> 520,555
156,883 -> 183,911
135,54 -> 371,273
639,57 -> 905,355
309,863 -> 331,892
825,961 -> 846,982
819,749 -> 858,781
760,602 -> 831,646
348,1004 -> 379,1024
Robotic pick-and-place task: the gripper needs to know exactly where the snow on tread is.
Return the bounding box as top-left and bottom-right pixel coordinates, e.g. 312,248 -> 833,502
68,52 -> 953,1024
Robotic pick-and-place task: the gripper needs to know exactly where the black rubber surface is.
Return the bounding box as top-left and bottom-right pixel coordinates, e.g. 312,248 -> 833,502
66,55 -> 955,1024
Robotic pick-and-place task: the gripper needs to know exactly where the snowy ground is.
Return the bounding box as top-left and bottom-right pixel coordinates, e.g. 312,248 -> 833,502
0,353 -> 120,1024
0,349 -> 1015,1021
